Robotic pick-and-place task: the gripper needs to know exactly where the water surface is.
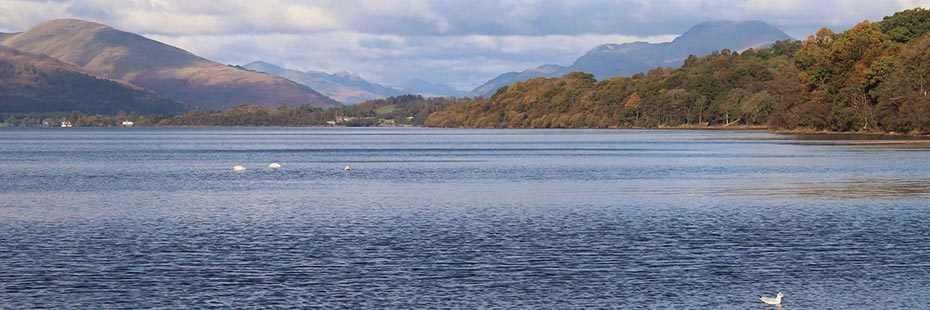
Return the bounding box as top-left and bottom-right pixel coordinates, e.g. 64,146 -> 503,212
2,128 -> 929,308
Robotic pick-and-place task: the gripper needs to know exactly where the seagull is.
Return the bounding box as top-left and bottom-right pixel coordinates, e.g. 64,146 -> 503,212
758,292 -> 783,306
268,163 -> 282,169
344,165 -> 352,172
233,165 -> 246,172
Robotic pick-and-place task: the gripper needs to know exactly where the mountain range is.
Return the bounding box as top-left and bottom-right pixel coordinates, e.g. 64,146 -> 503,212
1,19 -> 338,111
1,18 -> 792,115
242,61 -> 464,103
241,61 -> 402,104
468,21 -> 792,98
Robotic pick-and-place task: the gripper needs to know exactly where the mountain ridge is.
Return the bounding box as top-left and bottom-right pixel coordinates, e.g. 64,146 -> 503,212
242,60 -> 402,104
468,20 -> 793,97
570,20 -> 793,79
2,19 -> 338,110
244,61 -> 466,101
399,78 -> 465,98
0,32 -> 18,41
469,64 -> 568,98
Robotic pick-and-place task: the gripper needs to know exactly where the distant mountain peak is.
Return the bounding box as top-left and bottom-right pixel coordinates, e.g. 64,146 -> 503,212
242,61 -> 402,104
34,18 -> 109,30
590,41 -> 654,52
244,60 -> 279,67
469,20 -> 792,97
671,20 -> 792,46
333,71 -> 363,80
529,64 -> 568,74
241,60 -> 285,74
687,20 -> 775,31
400,79 -> 464,98
571,21 -> 791,79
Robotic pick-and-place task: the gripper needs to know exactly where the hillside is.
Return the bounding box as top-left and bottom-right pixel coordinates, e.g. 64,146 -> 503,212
242,61 -> 402,104
469,20 -> 792,97
428,8 -> 930,134
2,19 -> 338,110
0,45 -> 185,114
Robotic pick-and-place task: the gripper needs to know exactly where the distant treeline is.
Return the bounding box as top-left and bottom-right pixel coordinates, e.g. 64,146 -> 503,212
1,111 -> 174,127
1,95 -> 468,127
425,9 -> 930,134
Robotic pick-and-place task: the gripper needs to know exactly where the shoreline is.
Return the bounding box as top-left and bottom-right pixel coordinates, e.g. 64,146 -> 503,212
5,124 -> 930,139
770,128 -> 929,137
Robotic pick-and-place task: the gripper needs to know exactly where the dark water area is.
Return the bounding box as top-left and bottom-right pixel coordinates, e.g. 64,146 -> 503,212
1,128 -> 929,308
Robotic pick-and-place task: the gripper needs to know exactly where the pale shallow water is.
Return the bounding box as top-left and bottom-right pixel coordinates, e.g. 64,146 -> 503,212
1,128 -> 929,308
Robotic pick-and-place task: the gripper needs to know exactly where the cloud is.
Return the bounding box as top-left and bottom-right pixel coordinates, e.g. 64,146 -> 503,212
0,0 -> 71,33
149,31 -> 675,89
58,0 -> 343,35
2,0 -> 929,90
6,0 -> 924,36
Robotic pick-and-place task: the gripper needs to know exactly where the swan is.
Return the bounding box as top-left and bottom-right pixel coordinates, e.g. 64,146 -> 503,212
758,292 -> 783,305
233,165 -> 246,172
268,163 -> 282,169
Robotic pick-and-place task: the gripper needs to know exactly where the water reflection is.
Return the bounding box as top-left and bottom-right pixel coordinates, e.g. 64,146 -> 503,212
1,128 -> 930,309
786,133 -> 930,141
788,178 -> 930,199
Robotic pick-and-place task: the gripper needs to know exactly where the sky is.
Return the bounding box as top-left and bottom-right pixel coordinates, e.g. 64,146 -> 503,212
1,0 -> 929,90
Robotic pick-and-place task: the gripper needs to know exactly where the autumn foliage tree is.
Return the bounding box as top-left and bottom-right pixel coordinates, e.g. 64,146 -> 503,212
426,8 -> 930,134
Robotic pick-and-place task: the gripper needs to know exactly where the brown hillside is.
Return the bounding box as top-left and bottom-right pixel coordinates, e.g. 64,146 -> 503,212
2,19 -> 338,110
0,45 -> 186,114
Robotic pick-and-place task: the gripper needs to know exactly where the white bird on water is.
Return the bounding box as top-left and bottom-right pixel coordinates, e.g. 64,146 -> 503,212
233,165 -> 246,172
268,163 -> 282,169
758,292 -> 783,306
344,165 -> 352,172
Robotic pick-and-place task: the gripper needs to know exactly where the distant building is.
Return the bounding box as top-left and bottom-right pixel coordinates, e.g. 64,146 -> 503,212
121,121 -> 134,127
334,116 -> 376,125
61,121 -> 73,128
337,116 -> 374,122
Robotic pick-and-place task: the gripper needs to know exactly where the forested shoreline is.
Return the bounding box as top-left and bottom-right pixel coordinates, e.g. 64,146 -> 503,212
425,9 -> 930,134
1,95 -> 466,127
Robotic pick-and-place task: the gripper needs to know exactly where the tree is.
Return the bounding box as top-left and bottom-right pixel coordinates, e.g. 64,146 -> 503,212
878,33 -> 930,132
742,91 -> 775,124
879,8 -> 930,44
